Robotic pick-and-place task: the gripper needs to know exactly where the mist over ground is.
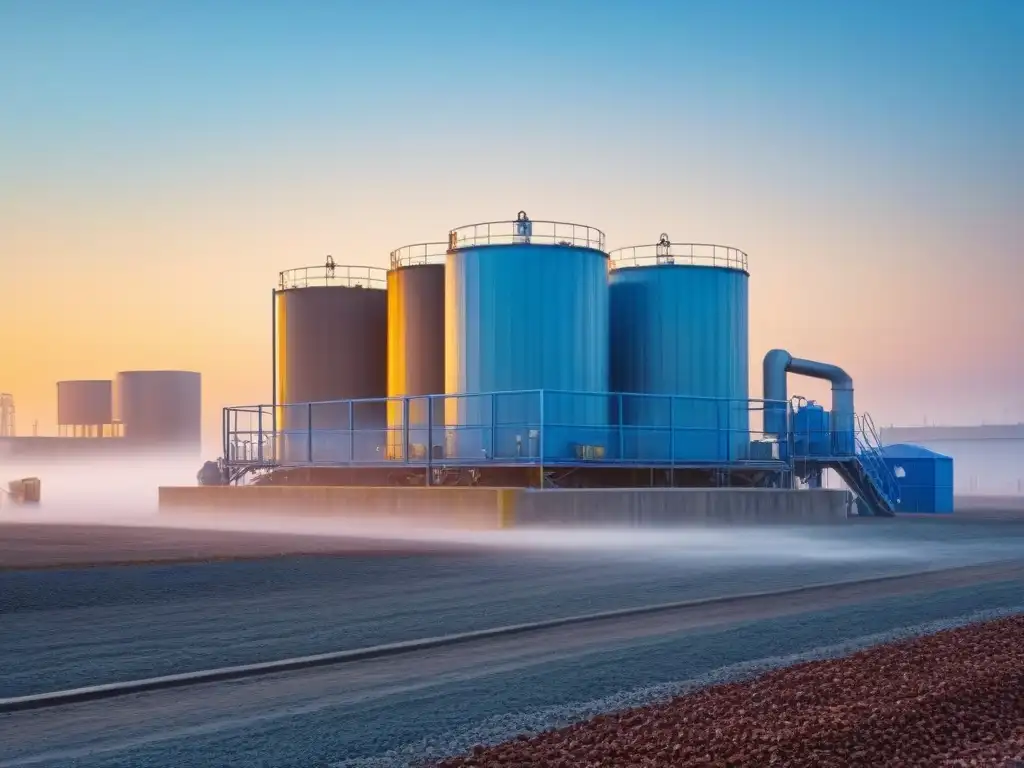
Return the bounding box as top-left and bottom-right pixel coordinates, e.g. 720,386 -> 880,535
0,455 -> 1001,570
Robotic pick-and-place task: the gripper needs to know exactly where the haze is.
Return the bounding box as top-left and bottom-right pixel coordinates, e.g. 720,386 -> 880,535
0,456 -> 981,567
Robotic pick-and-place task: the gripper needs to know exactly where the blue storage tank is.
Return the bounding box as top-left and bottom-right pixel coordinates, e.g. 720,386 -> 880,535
445,212 -> 609,461
882,443 -> 954,514
609,236 -> 749,462
792,400 -> 830,457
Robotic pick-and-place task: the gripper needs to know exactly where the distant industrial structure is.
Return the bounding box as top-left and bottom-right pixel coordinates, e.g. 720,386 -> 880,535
0,393 -> 13,438
0,371 -> 202,462
881,424 -> 1024,496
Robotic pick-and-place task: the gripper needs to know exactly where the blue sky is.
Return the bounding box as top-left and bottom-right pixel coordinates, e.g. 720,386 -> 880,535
1,0 -> 1022,445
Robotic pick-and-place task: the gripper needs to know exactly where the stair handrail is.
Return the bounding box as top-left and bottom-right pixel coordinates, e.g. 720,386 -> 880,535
854,411 -> 900,507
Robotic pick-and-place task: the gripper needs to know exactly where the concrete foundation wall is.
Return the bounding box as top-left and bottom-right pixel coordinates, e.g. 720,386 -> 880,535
158,486 -> 508,530
159,486 -> 850,529
514,488 -> 850,527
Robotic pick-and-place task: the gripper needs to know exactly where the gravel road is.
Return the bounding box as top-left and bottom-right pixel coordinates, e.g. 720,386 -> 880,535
0,516 -> 1021,767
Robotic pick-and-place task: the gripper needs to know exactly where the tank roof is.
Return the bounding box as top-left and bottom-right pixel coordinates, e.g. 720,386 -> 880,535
448,211 -> 605,252
609,236 -> 748,273
278,257 -> 386,290
390,242 -> 447,269
882,443 -> 953,460
116,370 -> 200,376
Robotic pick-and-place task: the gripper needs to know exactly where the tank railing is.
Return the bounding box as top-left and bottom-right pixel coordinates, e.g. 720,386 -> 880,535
224,391 -> 792,469
448,220 -> 606,252
278,264 -> 387,290
609,243 -> 748,272
390,242 -> 448,269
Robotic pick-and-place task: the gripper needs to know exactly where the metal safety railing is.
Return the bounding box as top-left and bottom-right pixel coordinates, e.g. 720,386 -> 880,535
448,211 -> 606,252
278,258 -> 387,290
389,242 -> 448,269
223,390 -> 789,469
609,236 -> 748,272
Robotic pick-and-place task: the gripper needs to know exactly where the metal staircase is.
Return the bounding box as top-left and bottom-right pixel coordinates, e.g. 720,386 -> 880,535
829,412 -> 900,517
790,408 -> 900,517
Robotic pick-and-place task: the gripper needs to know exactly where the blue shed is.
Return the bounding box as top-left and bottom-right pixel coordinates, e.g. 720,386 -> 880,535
882,443 -> 954,514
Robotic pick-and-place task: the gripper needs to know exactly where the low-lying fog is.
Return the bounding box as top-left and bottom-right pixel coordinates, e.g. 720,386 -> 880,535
0,456 -> 978,567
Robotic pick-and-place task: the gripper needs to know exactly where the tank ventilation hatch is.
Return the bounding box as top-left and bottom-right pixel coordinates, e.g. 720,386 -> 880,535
514,210 -> 532,244
656,233 -> 674,264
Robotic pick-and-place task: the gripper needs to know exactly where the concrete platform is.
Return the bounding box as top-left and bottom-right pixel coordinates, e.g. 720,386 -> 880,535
158,486 -> 851,528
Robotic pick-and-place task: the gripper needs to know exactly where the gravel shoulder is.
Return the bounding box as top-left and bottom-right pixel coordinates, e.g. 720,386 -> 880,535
438,614 -> 1024,767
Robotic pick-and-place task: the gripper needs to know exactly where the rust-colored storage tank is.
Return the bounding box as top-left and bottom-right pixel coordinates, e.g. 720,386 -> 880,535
386,243 -> 446,458
274,260 -> 388,462
114,371 -> 201,452
56,380 -> 113,437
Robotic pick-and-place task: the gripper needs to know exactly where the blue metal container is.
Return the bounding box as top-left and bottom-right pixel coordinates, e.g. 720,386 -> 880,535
793,401 -> 830,457
445,213 -> 609,461
882,443 -> 954,514
609,237 -> 749,462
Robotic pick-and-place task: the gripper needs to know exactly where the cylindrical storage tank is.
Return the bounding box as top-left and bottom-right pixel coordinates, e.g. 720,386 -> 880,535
114,371 -> 201,453
793,401 -> 831,457
609,238 -> 749,462
56,380 -> 113,437
275,261 -> 388,464
387,243 -> 446,460
445,213 -> 609,461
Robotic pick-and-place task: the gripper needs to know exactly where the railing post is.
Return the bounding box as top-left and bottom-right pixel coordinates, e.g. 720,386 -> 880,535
426,395 -> 433,486
669,395 -> 674,468
617,393 -> 624,460
538,389 -> 545,486
308,403 -> 314,463
490,393 -> 497,460
403,396 -> 410,464
348,400 -> 355,464
257,410 -> 264,463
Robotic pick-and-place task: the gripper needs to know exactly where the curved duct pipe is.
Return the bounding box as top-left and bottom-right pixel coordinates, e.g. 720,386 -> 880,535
762,349 -> 855,448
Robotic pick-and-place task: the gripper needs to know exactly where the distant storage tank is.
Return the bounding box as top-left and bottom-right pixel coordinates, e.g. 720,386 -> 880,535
445,212 -> 609,461
386,243 -> 446,459
609,237 -> 750,462
274,259 -> 388,463
57,380 -> 114,437
114,371 -> 201,453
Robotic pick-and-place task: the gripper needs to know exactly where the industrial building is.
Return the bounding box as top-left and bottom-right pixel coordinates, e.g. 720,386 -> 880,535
0,372 -> 202,461
219,212 -> 949,516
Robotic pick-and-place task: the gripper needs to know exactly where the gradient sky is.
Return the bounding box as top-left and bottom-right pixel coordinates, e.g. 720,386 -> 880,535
2,0 -> 1022,452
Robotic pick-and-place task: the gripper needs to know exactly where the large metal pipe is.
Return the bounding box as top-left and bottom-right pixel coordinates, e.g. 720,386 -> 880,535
763,349 -> 854,444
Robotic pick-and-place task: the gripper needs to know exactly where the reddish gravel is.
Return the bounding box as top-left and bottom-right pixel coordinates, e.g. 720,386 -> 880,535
438,614 -> 1024,768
